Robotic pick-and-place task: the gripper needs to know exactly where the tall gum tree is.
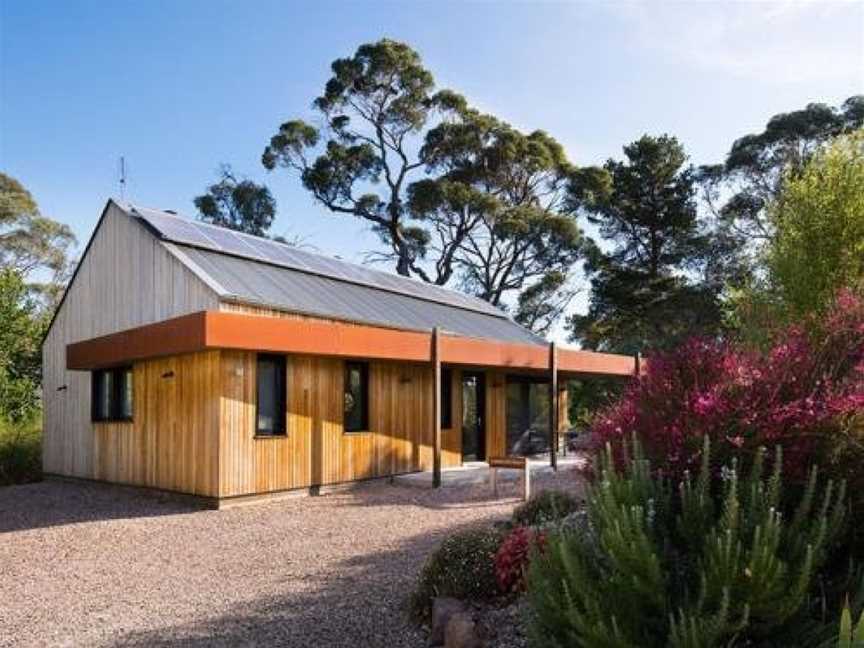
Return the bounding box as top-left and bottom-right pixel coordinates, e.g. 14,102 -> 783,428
261,39 -> 586,334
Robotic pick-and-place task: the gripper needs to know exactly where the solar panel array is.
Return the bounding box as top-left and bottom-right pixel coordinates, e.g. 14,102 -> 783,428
130,205 -> 505,318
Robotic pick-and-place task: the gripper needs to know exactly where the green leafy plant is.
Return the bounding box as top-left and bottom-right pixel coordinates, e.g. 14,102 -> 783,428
838,599 -> 864,648
410,527 -> 502,620
0,416 -> 42,486
526,436 -> 848,647
512,489 -> 580,528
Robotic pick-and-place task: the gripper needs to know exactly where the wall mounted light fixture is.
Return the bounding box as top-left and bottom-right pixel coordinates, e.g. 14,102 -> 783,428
161,371 -> 175,379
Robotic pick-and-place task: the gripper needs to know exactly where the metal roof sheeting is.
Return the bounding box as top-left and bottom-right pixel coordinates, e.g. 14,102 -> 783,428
168,243 -> 544,345
128,204 -> 504,318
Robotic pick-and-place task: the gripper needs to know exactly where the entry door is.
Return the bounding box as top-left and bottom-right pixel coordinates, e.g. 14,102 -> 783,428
461,372 -> 486,462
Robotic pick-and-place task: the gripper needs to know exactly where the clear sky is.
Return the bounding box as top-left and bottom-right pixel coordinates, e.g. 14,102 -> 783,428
2,0 -> 862,335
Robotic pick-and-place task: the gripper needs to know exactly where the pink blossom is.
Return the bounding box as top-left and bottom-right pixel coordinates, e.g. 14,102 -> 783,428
589,288 -> 864,486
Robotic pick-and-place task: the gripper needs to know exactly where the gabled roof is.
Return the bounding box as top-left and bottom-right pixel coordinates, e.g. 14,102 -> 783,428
120,202 -> 544,345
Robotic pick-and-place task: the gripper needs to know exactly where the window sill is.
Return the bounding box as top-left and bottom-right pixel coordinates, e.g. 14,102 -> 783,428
93,418 -> 134,424
254,434 -> 287,440
343,430 -> 372,436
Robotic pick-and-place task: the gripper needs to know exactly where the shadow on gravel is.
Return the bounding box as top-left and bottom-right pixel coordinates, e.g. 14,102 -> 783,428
329,465 -> 583,514
111,516 -> 494,648
0,479 -> 206,533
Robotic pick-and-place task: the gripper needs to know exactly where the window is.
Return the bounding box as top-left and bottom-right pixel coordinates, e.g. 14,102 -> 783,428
440,368 -> 453,429
505,375 -> 550,456
344,361 -> 369,432
256,354 -> 286,436
91,367 -> 134,422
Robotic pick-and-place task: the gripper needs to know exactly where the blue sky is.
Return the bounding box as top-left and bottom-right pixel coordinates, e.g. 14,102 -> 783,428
2,0 -> 862,334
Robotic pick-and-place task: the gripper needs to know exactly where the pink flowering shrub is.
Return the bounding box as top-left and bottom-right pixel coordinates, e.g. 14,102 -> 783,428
495,526 -> 547,594
590,289 -> 864,486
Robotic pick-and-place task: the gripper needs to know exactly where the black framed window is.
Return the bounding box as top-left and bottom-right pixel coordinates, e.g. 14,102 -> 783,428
441,368 -> 453,429
91,367 -> 133,422
344,361 -> 369,433
256,354 -> 287,436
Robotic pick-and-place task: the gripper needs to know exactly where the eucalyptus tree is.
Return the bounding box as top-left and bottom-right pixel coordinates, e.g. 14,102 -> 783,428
194,166 -> 277,237
0,172 -> 76,309
261,39 -> 587,333
698,95 -> 864,244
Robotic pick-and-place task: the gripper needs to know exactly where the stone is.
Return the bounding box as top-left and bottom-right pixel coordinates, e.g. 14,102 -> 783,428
445,611 -> 483,648
430,597 -> 467,646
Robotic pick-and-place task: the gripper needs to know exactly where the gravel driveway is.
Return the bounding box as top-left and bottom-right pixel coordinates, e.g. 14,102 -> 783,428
0,466 -> 584,647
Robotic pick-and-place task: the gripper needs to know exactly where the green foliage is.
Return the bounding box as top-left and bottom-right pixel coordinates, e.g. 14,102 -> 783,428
701,96 -> 863,246
415,105 -> 585,321
567,135 -> 724,353
194,166 -> 277,237
567,377 -> 624,432
0,268 -> 45,422
766,130 -> 864,320
837,599 -> 864,648
525,437 -> 848,647
262,39 -> 586,332
0,417 -> 41,485
512,489 -> 581,528
514,271 -> 573,336
0,172 -> 76,310
410,527 -> 503,620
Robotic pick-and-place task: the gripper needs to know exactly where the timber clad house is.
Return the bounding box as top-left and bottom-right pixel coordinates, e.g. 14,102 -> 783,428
42,200 -> 636,506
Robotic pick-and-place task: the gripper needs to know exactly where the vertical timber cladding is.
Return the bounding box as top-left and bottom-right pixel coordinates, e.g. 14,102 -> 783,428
42,203 -> 219,478
92,350 -> 221,496
218,350 -> 464,497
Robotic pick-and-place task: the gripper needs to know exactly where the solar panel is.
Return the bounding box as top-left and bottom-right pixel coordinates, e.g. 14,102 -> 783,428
197,226 -> 262,259
129,204 -> 505,318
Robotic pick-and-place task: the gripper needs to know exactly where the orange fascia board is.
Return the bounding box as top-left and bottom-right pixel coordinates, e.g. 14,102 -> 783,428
558,348 -> 636,377
439,335 -> 548,370
67,311 -> 431,369
66,310 -> 637,378
66,311 -> 208,369
204,311 -> 431,362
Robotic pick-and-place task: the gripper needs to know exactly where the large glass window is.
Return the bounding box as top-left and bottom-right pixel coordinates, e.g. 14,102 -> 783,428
505,376 -> 550,456
256,355 -> 286,436
344,362 -> 369,433
91,367 -> 133,422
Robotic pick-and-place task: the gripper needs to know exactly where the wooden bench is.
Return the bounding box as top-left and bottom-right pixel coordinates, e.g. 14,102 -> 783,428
488,456 -> 531,501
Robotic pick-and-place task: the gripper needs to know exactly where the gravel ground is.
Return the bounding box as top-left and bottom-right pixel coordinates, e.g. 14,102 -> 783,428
0,466 -> 584,648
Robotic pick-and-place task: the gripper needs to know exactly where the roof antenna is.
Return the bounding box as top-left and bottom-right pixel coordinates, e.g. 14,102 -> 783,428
118,156 -> 128,201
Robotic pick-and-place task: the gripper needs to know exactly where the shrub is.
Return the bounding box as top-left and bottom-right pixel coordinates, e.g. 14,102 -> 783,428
410,527 -> 502,620
526,437 -> 850,647
495,526 -> 546,594
512,489 -> 580,528
0,416 -> 42,486
590,288 -> 864,499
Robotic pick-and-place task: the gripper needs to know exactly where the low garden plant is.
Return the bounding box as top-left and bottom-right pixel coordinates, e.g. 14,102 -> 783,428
410,526 -> 503,621
526,436 -> 853,648
494,526 -> 546,595
512,489 -> 580,528
0,416 -> 41,486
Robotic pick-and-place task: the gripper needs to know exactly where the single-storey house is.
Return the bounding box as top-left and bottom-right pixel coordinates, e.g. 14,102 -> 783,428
42,200 -> 636,505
